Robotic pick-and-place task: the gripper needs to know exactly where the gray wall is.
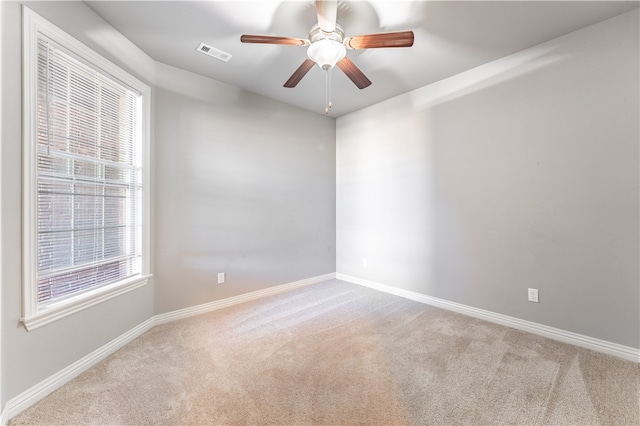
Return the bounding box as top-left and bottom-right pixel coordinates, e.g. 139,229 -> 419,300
336,10 -> 639,348
153,63 -> 336,314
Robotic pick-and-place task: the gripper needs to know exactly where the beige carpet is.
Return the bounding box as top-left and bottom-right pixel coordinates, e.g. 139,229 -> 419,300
9,279 -> 640,425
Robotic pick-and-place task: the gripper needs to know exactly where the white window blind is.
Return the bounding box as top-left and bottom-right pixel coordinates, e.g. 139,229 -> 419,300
35,36 -> 143,306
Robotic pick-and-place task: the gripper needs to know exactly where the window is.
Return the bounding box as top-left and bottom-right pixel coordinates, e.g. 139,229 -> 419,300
22,7 -> 151,330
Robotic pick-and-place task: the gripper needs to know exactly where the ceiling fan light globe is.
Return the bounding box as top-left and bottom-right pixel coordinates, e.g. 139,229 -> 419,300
307,39 -> 346,69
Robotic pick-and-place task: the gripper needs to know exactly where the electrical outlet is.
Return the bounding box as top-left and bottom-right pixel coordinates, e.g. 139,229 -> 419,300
528,288 -> 539,303
362,258 -> 368,267
217,272 -> 225,284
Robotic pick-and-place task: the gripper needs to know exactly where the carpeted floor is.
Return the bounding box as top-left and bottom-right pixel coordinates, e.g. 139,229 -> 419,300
9,279 -> 640,425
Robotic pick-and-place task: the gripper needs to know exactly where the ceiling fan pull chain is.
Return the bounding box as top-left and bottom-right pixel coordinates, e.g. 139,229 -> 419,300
324,67 -> 333,115
324,68 -> 329,114
328,67 -> 333,111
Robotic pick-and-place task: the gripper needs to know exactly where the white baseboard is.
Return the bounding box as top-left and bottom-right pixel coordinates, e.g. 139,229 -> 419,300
154,273 -> 336,325
336,273 -> 640,363
3,273 -> 336,423
3,317 -> 154,423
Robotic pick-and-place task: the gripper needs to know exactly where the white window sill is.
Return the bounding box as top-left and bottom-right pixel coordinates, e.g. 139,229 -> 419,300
21,274 -> 152,331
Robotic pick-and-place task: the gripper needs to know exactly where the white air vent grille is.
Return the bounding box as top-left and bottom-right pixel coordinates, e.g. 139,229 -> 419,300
196,43 -> 232,62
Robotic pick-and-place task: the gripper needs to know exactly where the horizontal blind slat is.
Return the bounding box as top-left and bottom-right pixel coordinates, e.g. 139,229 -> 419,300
38,254 -> 138,280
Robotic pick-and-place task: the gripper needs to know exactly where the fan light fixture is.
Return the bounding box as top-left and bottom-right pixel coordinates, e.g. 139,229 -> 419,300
307,39 -> 346,70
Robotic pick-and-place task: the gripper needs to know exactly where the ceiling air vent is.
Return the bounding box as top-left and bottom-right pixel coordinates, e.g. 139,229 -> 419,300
196,42 -> 232,62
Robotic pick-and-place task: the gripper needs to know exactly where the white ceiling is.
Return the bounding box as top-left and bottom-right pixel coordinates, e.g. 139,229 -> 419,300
85,1 -> 639,117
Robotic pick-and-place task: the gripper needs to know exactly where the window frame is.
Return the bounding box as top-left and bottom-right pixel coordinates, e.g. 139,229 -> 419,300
22,7 -> 151,331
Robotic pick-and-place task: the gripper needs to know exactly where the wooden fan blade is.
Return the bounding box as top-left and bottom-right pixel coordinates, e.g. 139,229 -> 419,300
337,57 -> 372,89
316,0 -> 338,33
284,59 -> 316,88
240,35 -> 309,46
344,31 -> 414,49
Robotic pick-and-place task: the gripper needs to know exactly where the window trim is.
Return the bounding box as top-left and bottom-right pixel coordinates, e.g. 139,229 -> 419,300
22,6 -> 151,331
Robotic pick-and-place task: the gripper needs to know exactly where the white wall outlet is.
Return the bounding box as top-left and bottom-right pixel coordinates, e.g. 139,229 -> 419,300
217,272 -> 225,284
528,288 -> 539,303
362,257 -> 368,267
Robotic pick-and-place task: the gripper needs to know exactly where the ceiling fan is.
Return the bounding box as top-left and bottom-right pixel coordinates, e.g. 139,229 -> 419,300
240,0 -> 414,113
